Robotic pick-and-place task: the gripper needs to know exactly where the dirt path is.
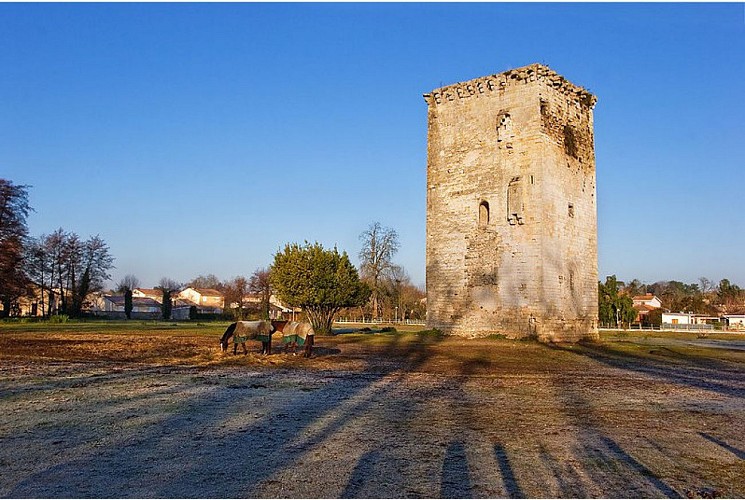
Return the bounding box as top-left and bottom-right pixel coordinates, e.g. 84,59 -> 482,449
0,330 -> 743,498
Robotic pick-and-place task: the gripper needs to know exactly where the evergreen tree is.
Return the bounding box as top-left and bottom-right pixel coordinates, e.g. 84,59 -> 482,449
157,278 -> 180,321
271,242 -> 370,334
124,289 -> 133,319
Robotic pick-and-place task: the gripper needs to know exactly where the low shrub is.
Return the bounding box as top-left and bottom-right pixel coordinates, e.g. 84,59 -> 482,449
1,317 -> 25,323
380,326 -> 397,333
48,314 -> 69,324
416,328 -> 444,338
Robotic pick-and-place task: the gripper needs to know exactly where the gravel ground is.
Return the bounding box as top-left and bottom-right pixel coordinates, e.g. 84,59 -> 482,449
0,329 -> 743,498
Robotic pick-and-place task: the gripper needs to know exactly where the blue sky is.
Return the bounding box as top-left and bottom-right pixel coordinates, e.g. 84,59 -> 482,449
2,3 -> 744,289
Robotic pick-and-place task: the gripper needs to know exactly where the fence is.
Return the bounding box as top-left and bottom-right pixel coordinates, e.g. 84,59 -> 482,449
600,323 -> 719,332
335,318 -> 426,326
660,323 -> 714,331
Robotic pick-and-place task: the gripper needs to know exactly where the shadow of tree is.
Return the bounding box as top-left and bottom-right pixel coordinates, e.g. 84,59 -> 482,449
699,432 -> 745,460
440,441 -> 473,498
5,335 -> 447,498
494,443 -> 523,498
547,340 -> 745,398
537,443 -> 586,498
340,450 -> 382,498
540,344 -> 689,498
4,333 -> 741,498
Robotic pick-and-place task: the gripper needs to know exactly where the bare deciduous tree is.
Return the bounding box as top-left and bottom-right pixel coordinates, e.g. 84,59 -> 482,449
157,277 -> 181,320
70,235 -> 114,317
223,276 -> 249,320
699,277 -> 714,295
115,274 -> 141,293
249,268 -> 272,320
25,229 -> 113,318
358,222 -> 399,320
0,179 -> 32,316
188,274 -> 222,290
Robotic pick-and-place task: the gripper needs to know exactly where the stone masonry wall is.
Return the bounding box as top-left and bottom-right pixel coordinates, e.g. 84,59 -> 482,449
424,64 -> 598,341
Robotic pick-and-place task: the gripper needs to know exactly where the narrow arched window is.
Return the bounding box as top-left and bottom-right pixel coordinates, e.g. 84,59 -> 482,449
479,201 -> 490,228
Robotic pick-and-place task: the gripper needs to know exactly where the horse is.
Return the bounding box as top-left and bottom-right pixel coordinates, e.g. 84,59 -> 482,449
220,320 -> 275,355
272,320 -> 315,357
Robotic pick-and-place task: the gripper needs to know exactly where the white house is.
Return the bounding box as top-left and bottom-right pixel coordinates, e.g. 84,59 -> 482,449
662,312 -> 692,325
177,287 -> 224,314
132,288 -> 163,302
88,295 -> 161,319
723,315 -> 745,329
102,296 -> 160,313
691,315 -> 720,325
633,294 -> 662,309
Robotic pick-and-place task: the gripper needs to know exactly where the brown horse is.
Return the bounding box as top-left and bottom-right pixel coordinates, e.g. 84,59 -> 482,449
272,320 -> 315,357
220,320 -> 275,355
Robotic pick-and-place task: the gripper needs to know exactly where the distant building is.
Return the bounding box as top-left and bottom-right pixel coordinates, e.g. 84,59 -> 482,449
233,293 -> 296,320
691,315 -> 720,325
13,284 -> 66,317
722,315 -> 745,330
177,287 -> 224,314
632,294 -> 662,323
171,299 -> 194,320
132,288 -> 163,302
88,295 -> 162,319
662,312 -> 692,325
632,294 -> 662,309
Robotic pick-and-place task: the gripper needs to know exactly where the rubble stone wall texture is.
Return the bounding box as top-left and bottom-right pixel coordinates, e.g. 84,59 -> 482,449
424,64 -> 599,341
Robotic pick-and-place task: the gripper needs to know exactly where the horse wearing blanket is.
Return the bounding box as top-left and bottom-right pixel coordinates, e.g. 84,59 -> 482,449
272,320 -> 315,357
220,320 -> 275,355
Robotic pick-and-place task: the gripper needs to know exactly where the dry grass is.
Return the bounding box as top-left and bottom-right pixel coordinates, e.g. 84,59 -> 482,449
0,323 -> 743,498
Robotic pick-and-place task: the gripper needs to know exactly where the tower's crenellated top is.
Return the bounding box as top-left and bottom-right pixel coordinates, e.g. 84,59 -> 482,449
423,63 -> 597,109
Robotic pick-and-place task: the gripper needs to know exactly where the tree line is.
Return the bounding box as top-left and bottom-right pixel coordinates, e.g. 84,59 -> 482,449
26,230 -> 114,318
0,179 -> 114,317
116,222 -> 425,334
599,274 -> 745,327
1,177 -> 422,329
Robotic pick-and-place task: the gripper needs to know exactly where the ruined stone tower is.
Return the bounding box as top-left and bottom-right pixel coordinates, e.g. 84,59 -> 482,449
424,64 -> 598,342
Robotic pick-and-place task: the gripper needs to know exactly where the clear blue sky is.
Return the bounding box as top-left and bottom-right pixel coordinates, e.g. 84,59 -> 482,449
2,3 -> 744,289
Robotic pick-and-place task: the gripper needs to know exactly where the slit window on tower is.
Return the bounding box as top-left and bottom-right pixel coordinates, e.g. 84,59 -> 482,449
479,201 -> 490,228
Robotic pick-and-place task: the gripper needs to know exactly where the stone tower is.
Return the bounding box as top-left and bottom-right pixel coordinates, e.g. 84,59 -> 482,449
424,64 -> 598,342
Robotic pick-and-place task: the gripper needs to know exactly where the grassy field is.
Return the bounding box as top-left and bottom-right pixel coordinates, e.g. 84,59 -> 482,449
0,321 -> 743,497
601,327 -> 745,342
0,318 -> 228,334
2,317 -> 741,336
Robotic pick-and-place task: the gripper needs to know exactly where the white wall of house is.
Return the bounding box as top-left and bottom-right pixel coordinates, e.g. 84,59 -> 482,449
102,297 -> 160,314
178,288 -> 224,308
691,315 -> 719,325
725,315 -> 745,326
662,313 -> 692,325
103,298 -> 123,313
132,289 -> 162,301
633,295 -> 662,309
